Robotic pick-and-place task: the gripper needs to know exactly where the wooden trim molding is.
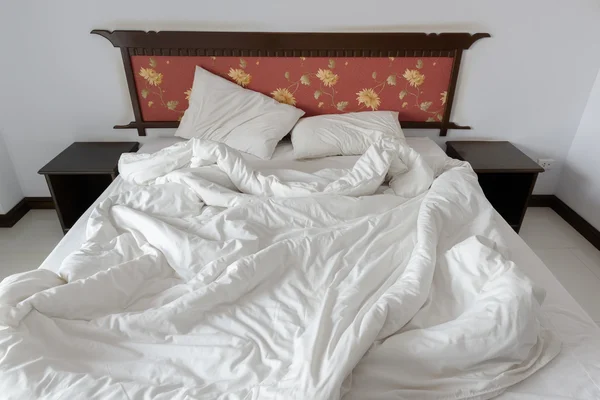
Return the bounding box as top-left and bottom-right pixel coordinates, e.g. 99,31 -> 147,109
26,197 -> 56,210
527,195 -> 555,208
552,197 -> 600,252
0,197 -> 55,228
91,31 -> 490,52
91,30 -> 490,137
0,199 -> 30,228
529,195 -> 600,251
112,120 -> 473,132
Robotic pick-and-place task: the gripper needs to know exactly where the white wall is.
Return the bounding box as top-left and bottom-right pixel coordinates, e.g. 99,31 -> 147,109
1,0 -> 600,196
556,68 -> 600,230
0,130 -> 23,213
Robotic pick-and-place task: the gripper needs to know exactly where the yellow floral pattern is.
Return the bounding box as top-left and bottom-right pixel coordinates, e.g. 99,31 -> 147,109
132,55 -> 453,122
316,69 -> 339,87
228,68 -> 252,87
274,59 -> 346,111
139,67 -> 163,86
402,69 -> 425,87
137,59 -> 184,116
271,88 -> 296,105
356,89 -> 381,111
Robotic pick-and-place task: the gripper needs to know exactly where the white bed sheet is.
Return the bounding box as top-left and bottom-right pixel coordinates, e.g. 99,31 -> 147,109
37,137 -> 600,399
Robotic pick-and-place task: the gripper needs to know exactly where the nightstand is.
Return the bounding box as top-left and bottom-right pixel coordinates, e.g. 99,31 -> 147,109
39,142 -> 139,234
446,141 -> 544,233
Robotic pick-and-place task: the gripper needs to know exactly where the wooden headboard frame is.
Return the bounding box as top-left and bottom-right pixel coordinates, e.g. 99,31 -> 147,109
91,30 -> 490,136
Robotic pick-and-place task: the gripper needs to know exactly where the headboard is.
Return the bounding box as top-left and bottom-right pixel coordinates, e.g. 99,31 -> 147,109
91,30 -> 490,136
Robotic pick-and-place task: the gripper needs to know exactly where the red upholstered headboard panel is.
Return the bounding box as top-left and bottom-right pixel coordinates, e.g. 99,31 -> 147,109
132,56 -> 453,123
92,30 -> 490,136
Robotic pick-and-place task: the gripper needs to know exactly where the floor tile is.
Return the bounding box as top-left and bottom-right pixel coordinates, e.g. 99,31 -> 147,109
543,212 -> 600,248
570,242 -> 600,280
520,208 -> 583,249
522,207 -> 600,322
532,247 -> 600,321
0,210 -> 62,281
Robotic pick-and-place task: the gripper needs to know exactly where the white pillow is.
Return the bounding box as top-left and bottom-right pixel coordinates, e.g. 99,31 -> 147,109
175,66 -> 305,159
291,111 -> 405,159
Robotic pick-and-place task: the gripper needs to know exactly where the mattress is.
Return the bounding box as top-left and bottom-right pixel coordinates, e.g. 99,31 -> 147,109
36,137 -> 600,399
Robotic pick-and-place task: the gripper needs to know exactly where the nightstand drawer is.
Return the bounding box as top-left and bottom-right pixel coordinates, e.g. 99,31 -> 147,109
477,172 -> 537,229
39,142 -> 139,234
44,174 -> 113,231
446,141 -> 543,233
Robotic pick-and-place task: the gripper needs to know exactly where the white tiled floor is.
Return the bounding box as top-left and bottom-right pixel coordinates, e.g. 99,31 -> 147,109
0,210 -> 63,278
520,207 -> 600,324
1,207 -> 600,325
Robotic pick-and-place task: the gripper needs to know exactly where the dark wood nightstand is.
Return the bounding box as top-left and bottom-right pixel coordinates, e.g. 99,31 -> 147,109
39,142 -> 139,234
446,141 -> 544,233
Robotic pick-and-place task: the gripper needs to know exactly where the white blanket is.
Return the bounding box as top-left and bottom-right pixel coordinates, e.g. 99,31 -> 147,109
0,139 -> 559,399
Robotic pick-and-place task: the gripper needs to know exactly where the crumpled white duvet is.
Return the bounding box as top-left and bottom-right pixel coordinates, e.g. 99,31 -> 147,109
0,138 -> 560,400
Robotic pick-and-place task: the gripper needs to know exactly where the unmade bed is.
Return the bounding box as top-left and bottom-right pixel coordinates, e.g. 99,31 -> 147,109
0,137 -> 595,399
